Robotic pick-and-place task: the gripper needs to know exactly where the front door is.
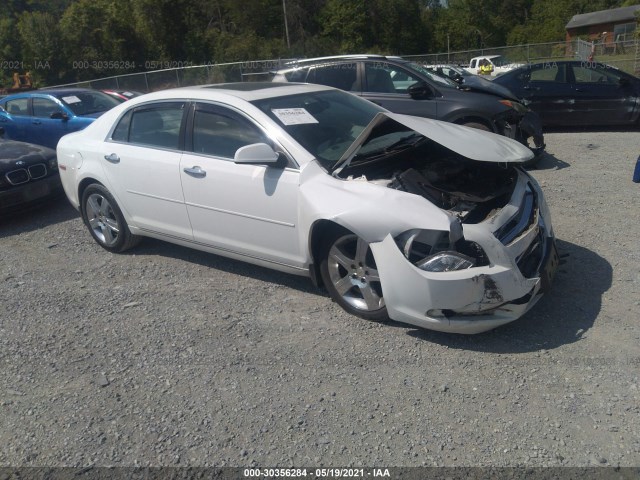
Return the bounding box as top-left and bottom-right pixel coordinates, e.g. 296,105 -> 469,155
180,102 -> 301,267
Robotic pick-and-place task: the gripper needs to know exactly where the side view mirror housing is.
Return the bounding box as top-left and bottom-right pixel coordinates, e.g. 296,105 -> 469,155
408,81 -> 434,100
50,111 -> 69,121
0,126 -> 4,137
234,143 -> 286,168
618,77 -> 630,87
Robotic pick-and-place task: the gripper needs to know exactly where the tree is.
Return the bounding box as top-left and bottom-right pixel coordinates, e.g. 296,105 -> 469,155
17,11 -> 60,84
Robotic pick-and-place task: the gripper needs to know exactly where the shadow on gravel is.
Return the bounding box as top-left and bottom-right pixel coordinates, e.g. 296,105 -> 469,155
404,239 -> 612,353
0,197 -> 78,238
528,151 -> 571,171
126,237 -> 324,297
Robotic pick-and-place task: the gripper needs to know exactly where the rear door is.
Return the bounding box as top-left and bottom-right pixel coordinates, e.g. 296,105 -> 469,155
0,97 -> 31,142
568,63 -> 637,125
101,101 -> 192,239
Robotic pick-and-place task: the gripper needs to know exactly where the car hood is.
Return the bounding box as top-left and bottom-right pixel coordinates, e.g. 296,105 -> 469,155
0,140 -> 56,166
459,76 -> 519,101
333,112 -> 533,175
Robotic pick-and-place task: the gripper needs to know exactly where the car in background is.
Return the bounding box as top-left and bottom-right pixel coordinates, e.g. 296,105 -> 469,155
57,83 -> 557,334
493,61 -> 640,127
272,55 -> 545,157
0,88 -> 121,149
464,55 -> 523,77
0,126 -> 62,216
426,64 -> 523,101
101,89 -> 144,103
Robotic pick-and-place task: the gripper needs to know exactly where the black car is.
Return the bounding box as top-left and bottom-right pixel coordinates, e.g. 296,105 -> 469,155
0,126 -> 63,216
493,60 -> 640,127
272,55 -> 545,156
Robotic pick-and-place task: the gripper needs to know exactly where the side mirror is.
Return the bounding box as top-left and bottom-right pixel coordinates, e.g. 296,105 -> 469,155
408,81 -> 433,99
618,77 -> 630,87
0,126 -> 4,137
234,143 -> 285,167
50,111 -> 69,121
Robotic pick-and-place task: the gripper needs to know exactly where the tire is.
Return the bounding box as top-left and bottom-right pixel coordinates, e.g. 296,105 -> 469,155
81,184 -> 141,253
319,228 -> 388,322
461,121 -> 492,132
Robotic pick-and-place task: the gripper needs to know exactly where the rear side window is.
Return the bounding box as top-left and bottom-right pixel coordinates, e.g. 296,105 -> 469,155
112,102 -> 185,149
571,64 -> 621,84
5,98 -> 29,116
307,63 -> 357,91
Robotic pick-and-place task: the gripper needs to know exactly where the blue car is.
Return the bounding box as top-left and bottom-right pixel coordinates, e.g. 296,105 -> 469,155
0,88 -> 121,149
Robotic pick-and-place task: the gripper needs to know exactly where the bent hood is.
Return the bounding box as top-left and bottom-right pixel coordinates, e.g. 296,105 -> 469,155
333,112 -> 533,175
460,75 -> 520,101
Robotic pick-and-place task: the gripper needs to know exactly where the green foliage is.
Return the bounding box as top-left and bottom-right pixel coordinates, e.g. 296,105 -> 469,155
0,0 -> 635,87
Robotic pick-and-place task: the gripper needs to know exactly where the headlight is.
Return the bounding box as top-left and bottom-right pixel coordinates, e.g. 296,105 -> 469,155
395,229 -> 488,272
417,251 -> 475,272
499,99 -> 528,113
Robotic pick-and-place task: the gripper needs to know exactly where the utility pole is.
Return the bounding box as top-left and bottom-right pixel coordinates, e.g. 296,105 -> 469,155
283,0 -> 291,49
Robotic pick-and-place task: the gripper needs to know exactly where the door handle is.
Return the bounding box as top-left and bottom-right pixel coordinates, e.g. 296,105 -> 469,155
574,87 -> 584,92
183,166 -> 206,178
32,120 -> 42,125
104,153 -> 120,163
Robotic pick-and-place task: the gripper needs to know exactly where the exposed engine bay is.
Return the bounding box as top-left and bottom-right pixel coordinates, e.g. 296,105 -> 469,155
339,137 -> 519,224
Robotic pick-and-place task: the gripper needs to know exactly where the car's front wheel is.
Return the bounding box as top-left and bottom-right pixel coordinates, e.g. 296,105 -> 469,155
81,184 -> 141,252
320,229 -> 388,322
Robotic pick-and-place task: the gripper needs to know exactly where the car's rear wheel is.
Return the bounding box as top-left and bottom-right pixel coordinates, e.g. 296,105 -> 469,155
81,184 -> 141,252
320,229 -> 388,322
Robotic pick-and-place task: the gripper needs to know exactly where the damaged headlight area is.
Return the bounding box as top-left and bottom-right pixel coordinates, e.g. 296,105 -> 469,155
395,229 -> 490,272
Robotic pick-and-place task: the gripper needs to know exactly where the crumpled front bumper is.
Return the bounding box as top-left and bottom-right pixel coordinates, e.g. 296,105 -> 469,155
497,110 -> 545,158
370,175 -> 558,334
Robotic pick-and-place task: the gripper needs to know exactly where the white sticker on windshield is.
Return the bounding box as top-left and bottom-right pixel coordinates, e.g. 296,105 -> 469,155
62,95 -> 82,104
271,108 -> 319,125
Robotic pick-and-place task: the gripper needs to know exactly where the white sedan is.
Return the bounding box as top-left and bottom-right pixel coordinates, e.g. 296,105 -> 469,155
57,83 -> 558,334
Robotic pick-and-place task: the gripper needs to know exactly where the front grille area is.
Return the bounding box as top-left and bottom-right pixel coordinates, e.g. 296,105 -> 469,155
495,183 -> 537,245
516,229 -> 544,278
5,163 -> 48,186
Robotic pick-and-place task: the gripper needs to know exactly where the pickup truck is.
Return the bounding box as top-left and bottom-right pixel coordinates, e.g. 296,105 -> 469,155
464,55 -> 523,77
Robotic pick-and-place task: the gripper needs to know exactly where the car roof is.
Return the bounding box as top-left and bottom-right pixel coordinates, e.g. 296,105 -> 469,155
1,88 -> 99,100
285,54 -> 391,66
127,82 -> 336,103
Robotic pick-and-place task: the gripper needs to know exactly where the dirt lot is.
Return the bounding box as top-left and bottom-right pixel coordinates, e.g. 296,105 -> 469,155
1,131 -> 639,469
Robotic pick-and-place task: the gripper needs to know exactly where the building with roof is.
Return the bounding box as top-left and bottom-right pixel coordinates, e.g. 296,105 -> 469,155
565,4 -> 639,45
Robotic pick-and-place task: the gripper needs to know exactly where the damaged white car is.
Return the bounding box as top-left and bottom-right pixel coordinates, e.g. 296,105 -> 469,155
57,83 -> 558,334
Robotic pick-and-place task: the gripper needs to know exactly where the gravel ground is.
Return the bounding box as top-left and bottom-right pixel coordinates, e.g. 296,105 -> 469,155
1,130 -> 639,469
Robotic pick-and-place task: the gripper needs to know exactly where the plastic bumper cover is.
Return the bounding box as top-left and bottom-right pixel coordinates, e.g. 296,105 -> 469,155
370,231 -> 558,335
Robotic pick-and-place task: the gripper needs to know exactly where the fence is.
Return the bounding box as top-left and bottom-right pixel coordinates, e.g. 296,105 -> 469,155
404,39 -> 638,72
45,39 -> 639,92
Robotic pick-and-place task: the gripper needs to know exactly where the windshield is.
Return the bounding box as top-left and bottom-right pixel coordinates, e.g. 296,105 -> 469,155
55,91 -> 121,116
406,62 -> 458,87
251,90 -> 384,170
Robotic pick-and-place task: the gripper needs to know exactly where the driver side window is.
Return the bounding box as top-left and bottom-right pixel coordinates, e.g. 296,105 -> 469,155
192,106 -> 267,159
33,98 -> 61,118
